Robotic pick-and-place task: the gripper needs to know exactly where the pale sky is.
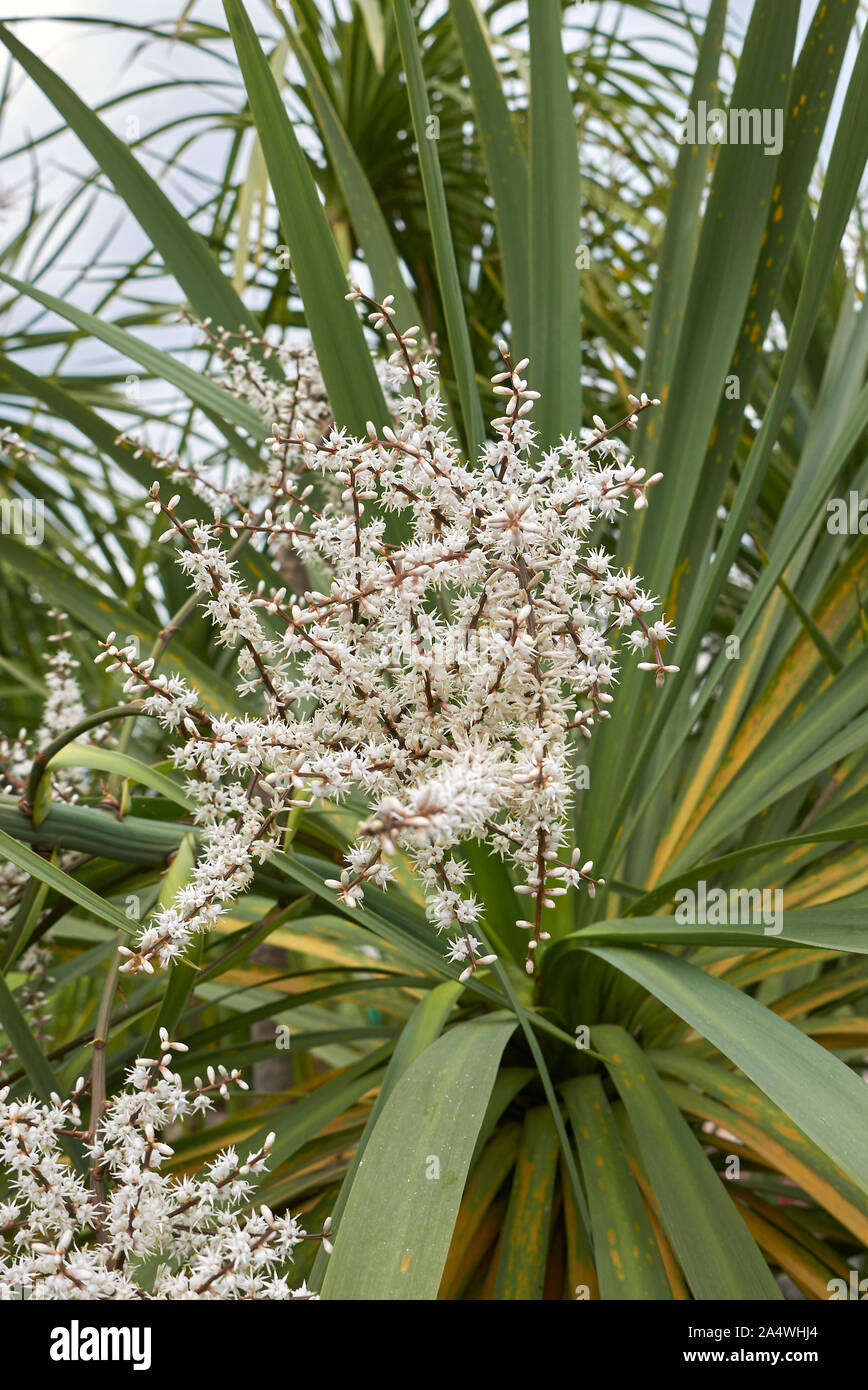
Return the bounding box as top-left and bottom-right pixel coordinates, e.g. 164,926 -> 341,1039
0,2 -> 862,363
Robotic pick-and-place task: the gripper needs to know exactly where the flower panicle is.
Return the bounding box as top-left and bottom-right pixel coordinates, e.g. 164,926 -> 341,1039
100,291 -> 677,979
0,1034 -> 324,1301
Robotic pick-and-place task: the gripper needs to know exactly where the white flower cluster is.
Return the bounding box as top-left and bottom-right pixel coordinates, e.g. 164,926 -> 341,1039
0,612 -> 91,820
105,291 -> 676,978
117,318 -> 331,529
0,614 -> 96,1061
0,427 -> 37,465
0,1031 -> 324,1300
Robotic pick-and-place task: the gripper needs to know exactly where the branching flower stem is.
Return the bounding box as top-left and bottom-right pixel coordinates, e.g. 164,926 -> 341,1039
91,292 -> 676,981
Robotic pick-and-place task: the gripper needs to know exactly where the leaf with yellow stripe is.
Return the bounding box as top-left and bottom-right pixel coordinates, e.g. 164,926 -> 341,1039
563,1076 -> 671,1299
440,1123 -> 519,1299
593,1026 -> 781,1299
493,1106 -> 560,1300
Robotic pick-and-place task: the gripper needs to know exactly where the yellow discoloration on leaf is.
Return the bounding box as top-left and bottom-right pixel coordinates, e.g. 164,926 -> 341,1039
624,1154 -> 690,1299
494,1108 -> 559,1300
738,1205 -> 836,1300
775,848 -> 868,909
648,573 -> 797,877
440,1196 -> 507,1300
681,543 -> 868,846
665,1078 -> 868,1246
665,554 -> 690,620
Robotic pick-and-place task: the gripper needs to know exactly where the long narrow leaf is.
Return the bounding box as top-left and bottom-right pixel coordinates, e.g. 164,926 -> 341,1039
320,1016 -> 515,1299
223,0 -> 388,434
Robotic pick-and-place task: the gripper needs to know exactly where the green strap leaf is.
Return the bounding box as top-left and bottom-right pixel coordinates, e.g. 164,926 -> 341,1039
309,980 -> 461,1288
223,0 -> 388,434
284,22 -> 420,331
587,948 -> 868,1196
357,0 -> 386,72
593,1027 -> 781,1300
596,24 -> 868,872
586,0 -> 803,856
0,793 -> 190,867
0,863 -> 51,972
0,969 -> 60,1100
634,0 -> 799,600
625,826 -> 868,919
391,0 -> 485,456
563,1075 -> 672,1299
688,0 -> 862,574
636,0 -> 727,455
452,0 -> 530,354
0,535 -> 241,716
0,22 -> 259,337
675,653 -> 868,869
528,0 -> 581,445
567,910 -> 868,955
320,1015 -> 515,1299
0,271 -> 265,439
0,825 -> 134,936
48,744 -> 192,811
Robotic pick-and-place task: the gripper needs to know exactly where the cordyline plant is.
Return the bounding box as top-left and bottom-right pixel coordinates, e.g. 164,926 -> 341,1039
100,291 -> 674,985
0,308 -> 674,1304
3,0 -> 868,1307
